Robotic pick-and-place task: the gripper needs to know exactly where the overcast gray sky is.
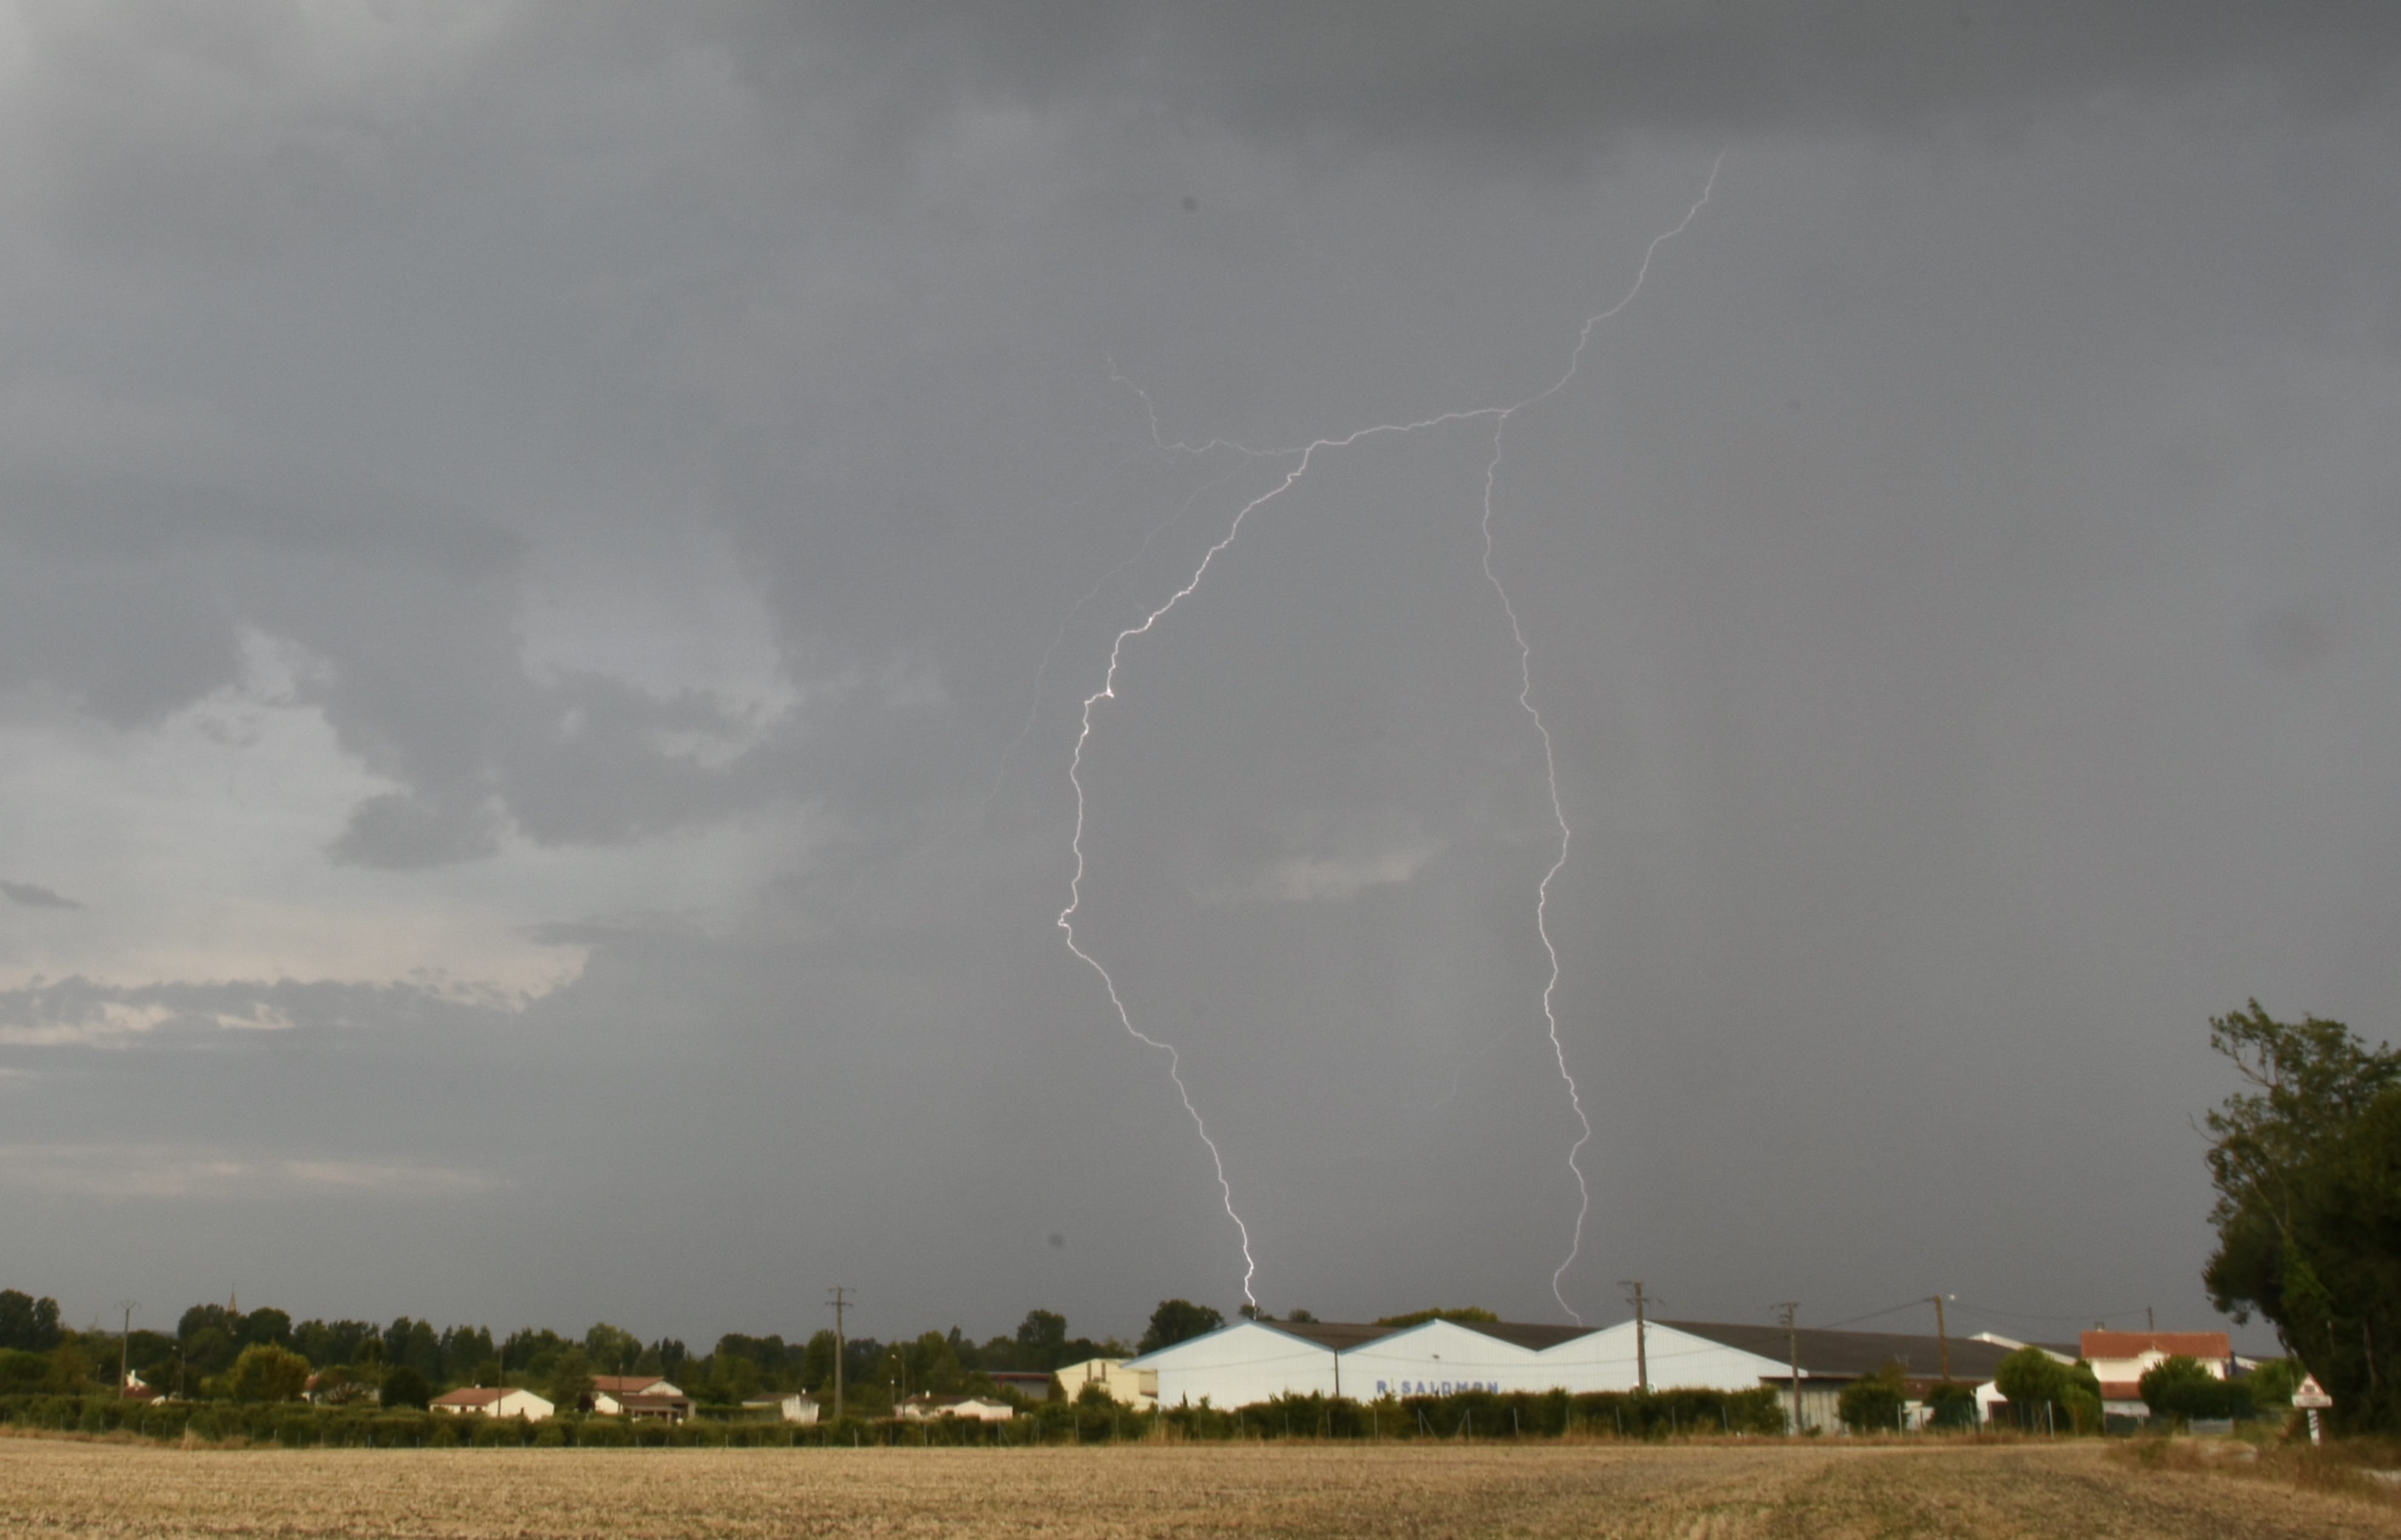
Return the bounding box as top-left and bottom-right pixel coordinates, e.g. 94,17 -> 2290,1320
4,3 -> 2398,1353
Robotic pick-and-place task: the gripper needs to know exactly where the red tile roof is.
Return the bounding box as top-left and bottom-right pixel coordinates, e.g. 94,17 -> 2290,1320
2080,1332 -> 2230,1360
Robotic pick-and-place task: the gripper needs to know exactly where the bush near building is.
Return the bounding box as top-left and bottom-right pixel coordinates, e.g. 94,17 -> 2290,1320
2138,1355 -> 2252,1423
1995,1345 -> 2104,1433
1836,1363 -> 1906,1433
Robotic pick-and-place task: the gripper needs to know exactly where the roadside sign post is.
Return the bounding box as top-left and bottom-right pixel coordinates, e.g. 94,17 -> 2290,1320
2292,1374 -> 2332,1445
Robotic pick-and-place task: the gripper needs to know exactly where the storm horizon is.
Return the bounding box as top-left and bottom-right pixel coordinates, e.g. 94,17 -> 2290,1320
5,3 -> 2399,1355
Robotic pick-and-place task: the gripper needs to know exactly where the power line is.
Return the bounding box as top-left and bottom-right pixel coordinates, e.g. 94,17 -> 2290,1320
1950,1300 -> 2152,1328
1815,1297 -> 1941,1331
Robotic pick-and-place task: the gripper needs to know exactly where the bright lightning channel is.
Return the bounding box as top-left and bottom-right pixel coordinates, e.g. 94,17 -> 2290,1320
1059,155 -> 1722,1317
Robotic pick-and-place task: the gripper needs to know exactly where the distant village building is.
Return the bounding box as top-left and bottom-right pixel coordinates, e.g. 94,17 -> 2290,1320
430,1387 -> 555,1422
898,1393 -> 1014,1422
987,1371 -> 1055,1403
2079,1331 -> 2233,1419
585,1375 -> 691,1421
741,1392 -> 821,1424
1053,1357 -> 1156,1410
1649,1321 -> 2057,1433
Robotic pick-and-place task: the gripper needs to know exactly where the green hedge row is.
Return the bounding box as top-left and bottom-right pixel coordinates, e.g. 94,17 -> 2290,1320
0,1385 -> 1787,1448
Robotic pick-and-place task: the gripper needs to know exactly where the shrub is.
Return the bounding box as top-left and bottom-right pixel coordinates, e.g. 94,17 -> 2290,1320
2244,1358 -> 2302,1410
1996,1346 -> 2103,1432
2141,1355 -> 2247,1422
370,1412 -> 431,1447
1924,1382 -> 1978,1430
1838,1363 -> 1907,1433
0,1349 -> 47,1391
379,1365 -> 431,1410
226,1344 -> 312,1403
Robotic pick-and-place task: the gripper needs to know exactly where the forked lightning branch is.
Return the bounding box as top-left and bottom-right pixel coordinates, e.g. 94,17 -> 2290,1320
1058,156 -> 1723,1318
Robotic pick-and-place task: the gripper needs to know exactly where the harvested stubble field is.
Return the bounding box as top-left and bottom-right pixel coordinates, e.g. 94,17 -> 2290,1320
4,1435 -> 2397,1539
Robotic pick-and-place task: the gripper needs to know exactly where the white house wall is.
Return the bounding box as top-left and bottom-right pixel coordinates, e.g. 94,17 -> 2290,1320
1134,1319 -> 1795,1409
1135,1323 -> 1336,1408
1534,1322 -> 1785,1394
1343,1321 -> 1546,1398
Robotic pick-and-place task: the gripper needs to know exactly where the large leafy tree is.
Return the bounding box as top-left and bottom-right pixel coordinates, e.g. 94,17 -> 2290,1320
1992,1346 -> 2100,1431
1014,1311 -> 1069,1369
0,1290 -> 62,1352
225,1343 -> 310,1403
2202,1000 -> 2401,1431
1138,1300 -> 1225,1354
548,1346 -> 595,1409
582,1323 -> 644,1377
379,1364 -> 432,1409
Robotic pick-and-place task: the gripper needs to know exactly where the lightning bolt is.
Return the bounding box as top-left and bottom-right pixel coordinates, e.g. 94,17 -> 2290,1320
1481,152 -> 1722,1323
840,420 -> 1263,917
1061,154 -> 1722,1317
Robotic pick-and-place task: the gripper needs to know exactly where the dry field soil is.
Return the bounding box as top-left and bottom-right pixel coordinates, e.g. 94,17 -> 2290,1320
4,1436 -> 2397,1538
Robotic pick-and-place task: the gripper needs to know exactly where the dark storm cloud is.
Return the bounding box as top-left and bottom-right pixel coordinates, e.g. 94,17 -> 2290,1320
0,467 -> 792,866
784,1 -> 2401,151
1,881 -> 82,911
3,2 -> 2397,1350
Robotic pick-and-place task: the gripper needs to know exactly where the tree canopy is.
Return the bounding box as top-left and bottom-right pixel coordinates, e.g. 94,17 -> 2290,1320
2201,1000 -> 2401,1432
2138,1355 -> 2247,1423
225,1344 -> 310,1403
0,1291 -> 62,1354
1992,1346 -> 2100,1431
1836,1362 -> 1906,1433
1138,1300 -> 1225,1354
1373,1307 -> 1499,1329
379,1365 -> 432,1409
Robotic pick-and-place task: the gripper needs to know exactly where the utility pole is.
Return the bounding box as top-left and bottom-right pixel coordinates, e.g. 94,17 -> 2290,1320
1621,1282 -> 1649,1394
2145,1304 -> 2154,1334
1930,1295 -> 1951,1382
116,1301 -> 136,1399
827,1287 -> 852,1422
1775,1303 -> 1801,1435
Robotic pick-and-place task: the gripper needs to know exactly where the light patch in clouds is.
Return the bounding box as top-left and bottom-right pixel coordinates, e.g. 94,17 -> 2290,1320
0,999 -> 171,1048
0,975 -> 508,1049
1,880 -> 81,910
1212,829 -> 1441,904
0,1145 -> 497,1202
0,628 -> 818,999
518,523 -> 799,727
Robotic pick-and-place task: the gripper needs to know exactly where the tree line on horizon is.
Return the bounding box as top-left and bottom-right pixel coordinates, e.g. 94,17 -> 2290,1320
0,1293 -> 1316,1414
0,1297 -> 1165,1413
8,1000 -> 2386,1432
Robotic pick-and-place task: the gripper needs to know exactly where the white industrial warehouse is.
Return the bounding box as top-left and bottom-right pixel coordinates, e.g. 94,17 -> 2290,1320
1122,1316 -> 2053,1430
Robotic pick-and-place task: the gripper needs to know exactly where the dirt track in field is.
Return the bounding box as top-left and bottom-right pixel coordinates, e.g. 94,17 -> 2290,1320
4,1436 -> 2396,1538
